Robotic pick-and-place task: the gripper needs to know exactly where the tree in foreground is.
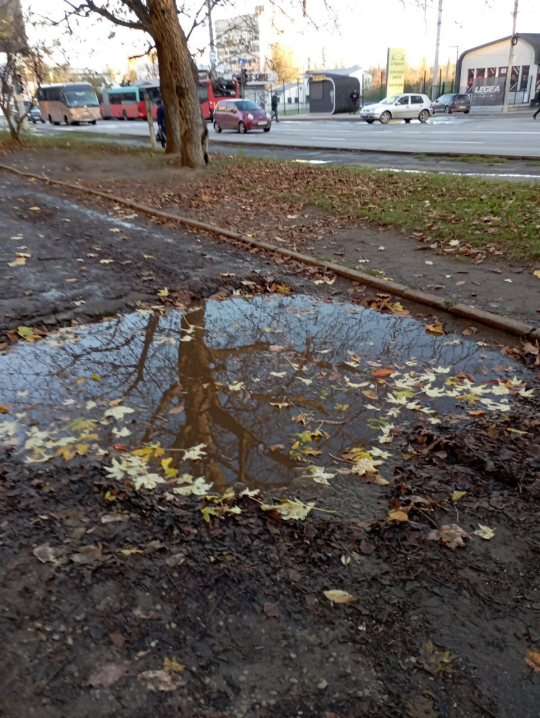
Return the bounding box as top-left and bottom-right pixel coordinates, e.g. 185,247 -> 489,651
60,0 -> 208,166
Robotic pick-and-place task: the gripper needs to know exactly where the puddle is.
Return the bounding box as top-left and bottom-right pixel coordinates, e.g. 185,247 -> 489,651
0,295 -> 532,505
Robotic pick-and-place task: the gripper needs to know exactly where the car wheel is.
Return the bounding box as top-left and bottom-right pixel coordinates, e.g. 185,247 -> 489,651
404,119 -> 411,123
379,111 -> 391,125
90,120 -> 97,125
263,127 -> 271,132
444,106 -> 452,114
418,110 -> 430,123
213,121 -> 222,133
238,121 -> 247,134
122,110 -> 128,121
464,110 -> 470,114
40,118 -> 45,124
365,119 -> 374,124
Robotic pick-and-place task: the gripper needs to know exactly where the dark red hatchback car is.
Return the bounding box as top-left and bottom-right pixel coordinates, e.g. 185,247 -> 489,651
213,99 -> 271,134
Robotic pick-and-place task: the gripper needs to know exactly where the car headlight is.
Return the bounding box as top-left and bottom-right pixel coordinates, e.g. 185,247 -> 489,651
266,112 -> 271,119
247,113 -> 254,120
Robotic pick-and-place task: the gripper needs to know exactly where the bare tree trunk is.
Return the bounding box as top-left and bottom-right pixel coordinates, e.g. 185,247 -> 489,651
147,0 -> 207,167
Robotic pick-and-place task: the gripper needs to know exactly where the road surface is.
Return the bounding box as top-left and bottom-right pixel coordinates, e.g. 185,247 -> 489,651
32,113 -> 540,158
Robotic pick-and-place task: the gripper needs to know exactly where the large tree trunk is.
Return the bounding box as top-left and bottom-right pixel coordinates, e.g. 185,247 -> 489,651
147,0 -> 207,167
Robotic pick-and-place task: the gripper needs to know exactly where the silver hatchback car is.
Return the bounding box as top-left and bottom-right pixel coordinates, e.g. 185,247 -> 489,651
361,93 -> 433,124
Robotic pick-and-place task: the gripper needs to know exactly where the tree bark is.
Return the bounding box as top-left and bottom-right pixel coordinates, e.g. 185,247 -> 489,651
147,0 -> 207,167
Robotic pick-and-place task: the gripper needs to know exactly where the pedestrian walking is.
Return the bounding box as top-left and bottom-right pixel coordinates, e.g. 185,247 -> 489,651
271,93 -> 279,123
533,89 -> 540,120
156,99 -> 166,148
350,88 -> 360,114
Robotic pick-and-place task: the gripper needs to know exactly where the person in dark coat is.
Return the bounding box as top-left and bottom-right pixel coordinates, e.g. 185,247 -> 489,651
271,93 -> 279,122
534,89 -> 540,120
156,99 -> 166,148
350,88 -> 360,114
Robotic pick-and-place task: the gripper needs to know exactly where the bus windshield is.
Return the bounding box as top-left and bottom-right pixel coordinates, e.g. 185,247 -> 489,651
64,90 -> 99,108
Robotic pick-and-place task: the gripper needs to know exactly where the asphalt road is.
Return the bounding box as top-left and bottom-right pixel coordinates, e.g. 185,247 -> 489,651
32,112 -> 540,158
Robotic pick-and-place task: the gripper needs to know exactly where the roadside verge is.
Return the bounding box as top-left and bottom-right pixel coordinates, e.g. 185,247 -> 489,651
0,161 -> 537,340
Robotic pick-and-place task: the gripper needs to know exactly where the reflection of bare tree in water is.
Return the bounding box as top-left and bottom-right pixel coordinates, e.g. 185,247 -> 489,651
141,305 -> 298,492
0,296 -> 523,490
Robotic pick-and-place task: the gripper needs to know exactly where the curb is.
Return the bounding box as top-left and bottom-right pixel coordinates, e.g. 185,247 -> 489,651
0,161 -> 538,341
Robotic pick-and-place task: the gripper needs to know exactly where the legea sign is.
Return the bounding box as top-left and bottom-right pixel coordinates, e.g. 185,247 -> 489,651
471,77 -> 504,105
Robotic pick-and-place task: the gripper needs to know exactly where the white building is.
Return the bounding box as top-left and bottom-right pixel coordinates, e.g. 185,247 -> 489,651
456,34 -> 540,107
215,7 -> 264,73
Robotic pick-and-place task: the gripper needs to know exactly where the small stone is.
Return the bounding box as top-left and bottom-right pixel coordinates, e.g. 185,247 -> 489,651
318,679 -> 328,690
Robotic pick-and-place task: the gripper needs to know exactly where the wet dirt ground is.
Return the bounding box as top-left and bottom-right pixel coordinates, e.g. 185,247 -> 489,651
2,151 -> 539,328
1,171 -> 540,717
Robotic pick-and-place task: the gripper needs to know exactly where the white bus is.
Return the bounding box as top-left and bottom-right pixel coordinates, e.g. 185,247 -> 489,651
38,83 -> 100,126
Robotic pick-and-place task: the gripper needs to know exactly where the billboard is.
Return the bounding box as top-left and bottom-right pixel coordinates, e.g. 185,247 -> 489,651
471,77 -> 504,106
0,0 -> 26,53
386,48 -> 406,96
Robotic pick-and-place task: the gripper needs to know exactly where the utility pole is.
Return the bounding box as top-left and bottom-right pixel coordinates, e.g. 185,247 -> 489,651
449,45 -> 459,91
207,0 -> 216,74
502,0 -> 519,114
431,0 -> 443,101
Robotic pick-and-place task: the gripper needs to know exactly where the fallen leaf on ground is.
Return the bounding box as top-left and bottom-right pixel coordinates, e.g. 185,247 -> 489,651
261,498 -> 315,521
157,288 -> 169,297
88,662 -> 127,688
387,510 -> 409,523
138,669 -> 182,692
525,647 -> 540,672
462,326 -> 478,336
451,491 -> 467,502
427,523 -> 469,549
426,323 -> 445,336
473,524 -> 495,540
323,590 -> 357,604
17,326 -> 41,341
534,270 -> 540,279
29,206 -> 40,211
33,543 -> 58,564
163,657 -> 184,674
372,368 -> 394,378
420,640 -> 455,674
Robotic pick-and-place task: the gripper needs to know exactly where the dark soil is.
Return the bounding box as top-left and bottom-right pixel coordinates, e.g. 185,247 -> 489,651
1,167 -> 540,717
1,400 -> 539,718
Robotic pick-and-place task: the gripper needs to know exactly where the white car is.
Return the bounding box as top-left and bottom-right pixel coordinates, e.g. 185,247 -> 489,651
361,94 -> 433,124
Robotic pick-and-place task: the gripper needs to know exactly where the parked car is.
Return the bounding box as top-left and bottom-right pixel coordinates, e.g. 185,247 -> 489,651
24,100 -> 45,124
213,99 -> 271,134
432,93 -> 471,114
360,94 -> 433,124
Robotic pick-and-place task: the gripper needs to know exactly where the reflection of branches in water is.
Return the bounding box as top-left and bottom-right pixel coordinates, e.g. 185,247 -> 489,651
0,296 -> 522,489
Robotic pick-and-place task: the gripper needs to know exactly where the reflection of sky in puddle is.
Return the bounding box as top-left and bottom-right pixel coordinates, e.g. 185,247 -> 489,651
0,296 -> 529,493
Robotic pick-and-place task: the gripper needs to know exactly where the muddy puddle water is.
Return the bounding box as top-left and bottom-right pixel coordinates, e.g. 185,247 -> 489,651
0,296 -> 533,504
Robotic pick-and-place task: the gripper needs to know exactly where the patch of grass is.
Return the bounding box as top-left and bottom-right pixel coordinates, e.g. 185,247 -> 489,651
414,154 -> 427,161
526,160 -> 540,167
222,156 -> 539,260
0,130 -> 156,157
445,155 -> 508,165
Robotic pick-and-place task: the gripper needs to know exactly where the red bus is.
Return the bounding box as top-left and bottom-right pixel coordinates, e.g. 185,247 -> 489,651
101,83 -> 161,120
198,76 -> 239,120
101,77 -> 239,122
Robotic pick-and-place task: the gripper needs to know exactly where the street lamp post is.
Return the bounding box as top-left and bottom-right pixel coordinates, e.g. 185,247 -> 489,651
502,0 -> 519,114
431,0 -> 444,101
449,45 -> 459,92
207,0 -> 216,74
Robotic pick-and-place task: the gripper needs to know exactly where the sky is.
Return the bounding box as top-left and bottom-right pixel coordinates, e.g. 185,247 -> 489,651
22,0 -> 540,76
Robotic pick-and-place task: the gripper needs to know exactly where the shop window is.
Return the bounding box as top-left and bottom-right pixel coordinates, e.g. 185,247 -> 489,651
520,65 -> 530,91
498,67 -> 507,77
510,66 -> 520,92
488,67 -> 496,78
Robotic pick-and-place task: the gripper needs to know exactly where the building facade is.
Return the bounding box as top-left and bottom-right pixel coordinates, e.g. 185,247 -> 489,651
215,8 -> 263,73
456,34 -> 540,107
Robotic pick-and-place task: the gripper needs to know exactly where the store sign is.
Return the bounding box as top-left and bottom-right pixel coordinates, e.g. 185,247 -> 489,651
386,47 -> 406,96
0,0 -> 26,53
471,77 -> 504,105
310,75 -> 326,82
